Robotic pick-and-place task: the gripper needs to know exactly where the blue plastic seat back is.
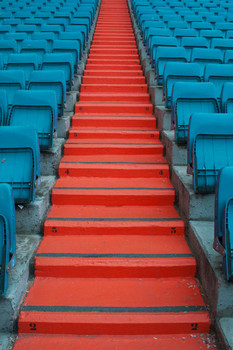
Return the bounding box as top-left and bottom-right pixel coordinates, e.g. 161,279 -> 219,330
0,126 -> 40,203
143,20 -> 164,43
212,38 -> 233,55
41,24 -> 62,39
181,37 -> 209,60
6,54 -> 38,86
59,31 -> 83,56
3,19 -> 20,27
216,22 -> 233,35
187,113 -> 233,191
226,31 -> 233,40
0,40 -> 17,64
151,36 -> 178,67
214,167 -> 233,262
167,20 -> 188,33
0,25 -> 11,38
156,47 -> 188,85
190,21 -> 212,32
24,18 -> 43,29
31,32 -> 55,52
225,50 -> 233,64
53,11 -> 72,25
66,24 -> 87,44
28,70 -> 66,117
0,183 -> 16,295
9,90 -> 57,150
163,62 -> 202,108
5,33 -> 27,51
147,28 -> 169,52
0,70 -> 25,107
0,90 -> 8,125
200,29 -> 224,45
173,28 -> 197,45
204,64 -> 233,102
0,53 -> 4,70
15,24 -> 36,38
223,196 -> 233,281
41,53 -> 74,91
172,82 -> 219,143
20,40 -> 48,65
221,82 -> 233,113
191,48 -> 223,78
47,18 -> 67,31
52,39 -> 80,72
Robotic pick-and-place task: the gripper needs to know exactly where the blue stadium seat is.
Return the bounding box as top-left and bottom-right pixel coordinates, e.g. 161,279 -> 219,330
66,24 -> 87,45
173,28 -> 197,45
9,90 -> 57,150
150,36 -> 178,67
147,28 -> 170,54
28,70 -> 66,117
163,62 -> 202,108
15,24 -> 36,38
52,40 -> 80,72
156,47 -> 188,85
205,15 -> 225,27
0,25 -> 12,38
3,19 -> 21,27
47,18 -> 67,30
5,33 -> 27,52
0,183 -> 16,295
41,53 -> 74,91
0,40 -> 17,66
204,64 -> 233,102
40,24 -> 62,39
59,31 -> 83,57
171,82 -> 219,143
216,22 -> 233,36
214,166 -> 233,281
6,54 -> 38,87
221,82 -> 233,113
226,30 -> 233,39
0,70 -> 25,107
200,29 -> 224,45
0,126 -> 40,203
191,48 -> 223,78
24,18 -> 43,29
53,11 -> 72,25
211,38 -> 233,55
181,37 -> 209,60
20,40 -> 48,66
71,13 -> 91,32
34,12 -> 52,22
14,10 -> 31,20
224,50 -> 233,64
187,113 -> 233,193
31,32 -> 55,52
0,90 -> 8,125
190,21 -> 212,33
142,20 -> 164,44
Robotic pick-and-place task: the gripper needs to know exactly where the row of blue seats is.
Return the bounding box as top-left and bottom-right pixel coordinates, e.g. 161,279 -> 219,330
132,0 -> 233,282
170,81 -> 232,143
163,62 -> 233,108
0,0 -> 98,296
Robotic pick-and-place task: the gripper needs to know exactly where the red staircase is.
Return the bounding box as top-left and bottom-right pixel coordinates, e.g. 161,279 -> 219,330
14,0 -> 216,348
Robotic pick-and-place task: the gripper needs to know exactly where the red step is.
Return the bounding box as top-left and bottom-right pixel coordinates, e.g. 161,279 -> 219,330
78,92 -> 150,102
68,129 -> 159,140
85,64 -> 142,70
75,102 -> 152,115
52,176 -> 175,206
14,334 -> 217,350
80,84 -> 147,93
44,204 -> 184,236
82,76 -> 145,84
71,116 -> 156,128
18,277 -> 209,335
35,235 -> 196,278
83,70 -> 143,77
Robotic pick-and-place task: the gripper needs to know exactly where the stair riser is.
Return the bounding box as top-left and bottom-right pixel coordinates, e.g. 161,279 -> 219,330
80,85 -> 147,93
68,131 -> 158,139
83,71 -> 142,77
52,191 -> 175,206
72,118 -> 155,128
78,94 -> 150,103
75,104 -> 152,115
82,76 -> 145,84
64,146 -> 163,156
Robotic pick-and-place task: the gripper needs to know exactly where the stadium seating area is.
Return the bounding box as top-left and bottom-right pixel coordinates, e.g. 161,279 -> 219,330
0,0 -> 97,295
131,0 -> 233,281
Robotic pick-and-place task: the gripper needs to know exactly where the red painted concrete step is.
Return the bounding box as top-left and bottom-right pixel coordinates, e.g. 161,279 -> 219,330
14,334 -> 217,350
51,176 -> 175,206
44,204 -> 185,236
18,277 -> 209,335
78,92 -> 150,102
35,235 -> 196,278
80,84 -> 147,93
71,116 -> 156,128
68,129 -> 159,140
75,102 -> 152,115
85,64 -> 142,70
84,70 -> 142,77
82,76 -> 145,84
